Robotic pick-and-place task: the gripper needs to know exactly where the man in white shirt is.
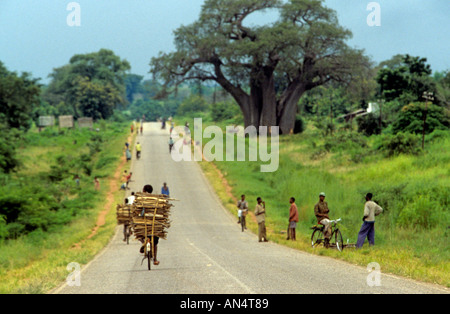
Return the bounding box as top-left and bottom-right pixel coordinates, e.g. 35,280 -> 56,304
128,192 -> 136,205
356,193 -> 383,248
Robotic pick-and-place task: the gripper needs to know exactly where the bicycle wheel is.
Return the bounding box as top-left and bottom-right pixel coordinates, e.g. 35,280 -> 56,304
333,229 -> 344,252
311,229 -> 324,248
240,217 -> 245,232
146,242 -> 152,271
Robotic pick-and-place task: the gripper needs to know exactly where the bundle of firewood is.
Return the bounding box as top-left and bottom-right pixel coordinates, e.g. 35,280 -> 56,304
116,204 -> 134,225
130,193 -> 175,241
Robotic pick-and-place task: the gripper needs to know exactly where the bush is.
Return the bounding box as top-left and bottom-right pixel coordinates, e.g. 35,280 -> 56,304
210,101 -> 240,122
177,95 -> 209,117
356,113 -> 382,136
0,137 -> 19,173
376,132 -> 422,157
393,102 -> 449,135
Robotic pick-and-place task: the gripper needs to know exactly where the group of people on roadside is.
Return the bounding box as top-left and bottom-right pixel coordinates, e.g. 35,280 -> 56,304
236,195 -> 269,243
131,120 -> 144,135
236,192 -> 383,249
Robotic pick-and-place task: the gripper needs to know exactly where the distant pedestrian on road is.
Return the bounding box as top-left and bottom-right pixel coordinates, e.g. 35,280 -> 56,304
161,183 -> 170,196
356,193 -> 383,249
237,195 -> 248,230
123,198 -> 132,242
136,142 -> 142,159
128,192 -> 136,204
255,197 -> 268,242
288,197 -> 299,241
168,137 -> 174,153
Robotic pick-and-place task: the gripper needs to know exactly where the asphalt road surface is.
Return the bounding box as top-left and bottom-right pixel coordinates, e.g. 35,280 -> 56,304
54,123 -> 448,294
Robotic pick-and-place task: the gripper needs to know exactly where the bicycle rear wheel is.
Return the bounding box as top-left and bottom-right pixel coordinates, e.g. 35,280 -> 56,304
311,229 -> 324,248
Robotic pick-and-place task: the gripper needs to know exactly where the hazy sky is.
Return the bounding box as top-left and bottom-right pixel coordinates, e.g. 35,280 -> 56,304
0,0 -> 449,83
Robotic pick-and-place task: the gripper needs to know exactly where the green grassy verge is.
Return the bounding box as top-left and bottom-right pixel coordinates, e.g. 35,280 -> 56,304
175,117 -> 449,288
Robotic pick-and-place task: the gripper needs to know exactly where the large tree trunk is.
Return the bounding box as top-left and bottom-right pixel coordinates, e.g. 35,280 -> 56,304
259,70 -> 278,129
277,83 -> 307,135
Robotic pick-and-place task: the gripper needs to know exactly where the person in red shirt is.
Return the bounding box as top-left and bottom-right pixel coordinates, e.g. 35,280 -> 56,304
288,197 -> 299,241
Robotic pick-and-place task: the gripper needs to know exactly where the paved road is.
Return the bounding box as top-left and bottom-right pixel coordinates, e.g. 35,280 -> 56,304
54,123 -> 448,294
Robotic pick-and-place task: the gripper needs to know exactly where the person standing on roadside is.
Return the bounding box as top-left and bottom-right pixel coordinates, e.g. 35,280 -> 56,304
255,197 -> 268,242
356,193 -> 383,249
126,147 -> 132,162
288,197 -> 299,241
237,195 -> 249,230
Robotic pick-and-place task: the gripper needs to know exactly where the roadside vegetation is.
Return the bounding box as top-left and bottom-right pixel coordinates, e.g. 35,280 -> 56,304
0,122 -> 131,293
1,0 -> 449,292
169,55 -> 449,287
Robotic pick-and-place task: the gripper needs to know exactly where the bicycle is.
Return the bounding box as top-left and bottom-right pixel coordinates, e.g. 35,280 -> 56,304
239,215 -> 247,232
311,218 -> 344,252
141,239 -> 153,271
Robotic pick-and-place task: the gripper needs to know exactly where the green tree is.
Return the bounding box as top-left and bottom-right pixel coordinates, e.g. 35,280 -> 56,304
150,0 -> 370,134
74,77 -> 123,120
0,61 -> 41,130
377,54 -> 435,103
44,49 -> 130,119
124,74 -> 144,103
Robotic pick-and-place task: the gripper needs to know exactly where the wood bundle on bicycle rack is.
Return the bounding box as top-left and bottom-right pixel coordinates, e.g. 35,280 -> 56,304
130,193 -> 175,241
116,204 -> 134,225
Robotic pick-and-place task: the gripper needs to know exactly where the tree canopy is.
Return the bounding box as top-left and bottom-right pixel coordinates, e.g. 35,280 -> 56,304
151,0 -> 370,133
44,49 -> 130,120
0,61 -> 41,130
